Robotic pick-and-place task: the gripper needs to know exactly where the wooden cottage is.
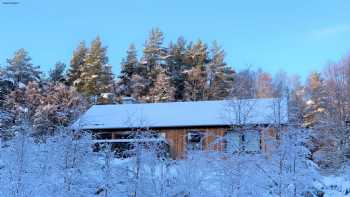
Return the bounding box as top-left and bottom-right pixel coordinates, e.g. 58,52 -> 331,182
73,98 -> 288,159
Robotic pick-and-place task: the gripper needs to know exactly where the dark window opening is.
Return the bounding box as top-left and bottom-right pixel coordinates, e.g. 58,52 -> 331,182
187,131 -> 204,150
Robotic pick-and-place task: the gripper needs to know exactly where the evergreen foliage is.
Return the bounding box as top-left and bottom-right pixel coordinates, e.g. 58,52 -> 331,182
166,37 -> 189,100
4,49 -> 41,86
67,41 -> 88,88
304,72 -> 328,127
49,61 -> 66,83
118,44 -> 138,97
206,41 -> 234,100
148,68 -> 175,102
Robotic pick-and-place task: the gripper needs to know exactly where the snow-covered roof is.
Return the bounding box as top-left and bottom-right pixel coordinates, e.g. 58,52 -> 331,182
73,98 -> 288,130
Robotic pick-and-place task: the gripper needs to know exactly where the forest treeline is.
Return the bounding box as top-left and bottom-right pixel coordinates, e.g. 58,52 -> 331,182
0,28 -> 349,170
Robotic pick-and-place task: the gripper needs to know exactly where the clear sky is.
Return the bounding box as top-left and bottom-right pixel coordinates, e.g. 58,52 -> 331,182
0,0 -> 350,80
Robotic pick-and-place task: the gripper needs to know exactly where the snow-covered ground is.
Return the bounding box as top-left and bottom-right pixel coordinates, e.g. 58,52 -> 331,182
0,129 -> 349,197
316,176 -> 350,197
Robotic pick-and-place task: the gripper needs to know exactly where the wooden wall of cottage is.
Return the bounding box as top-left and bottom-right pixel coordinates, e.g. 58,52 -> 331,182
158,126 -> 279,159
92,126 -> 281,159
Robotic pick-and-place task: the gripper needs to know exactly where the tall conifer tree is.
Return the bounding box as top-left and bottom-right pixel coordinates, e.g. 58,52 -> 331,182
183,40 -> 209,101
141,28 -> 167,88
207,41 -> 234,100
148,68 -> 175,103
5,49 -> 41,86
49,61 -> 66,84
67,42 -> 88,88
167,37 -> 189,101
304,72 -> 328,127
118,44 -> 138,96
80,37 -> 113,99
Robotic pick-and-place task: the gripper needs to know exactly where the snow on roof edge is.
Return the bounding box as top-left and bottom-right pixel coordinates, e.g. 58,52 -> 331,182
72,98 -> 289,130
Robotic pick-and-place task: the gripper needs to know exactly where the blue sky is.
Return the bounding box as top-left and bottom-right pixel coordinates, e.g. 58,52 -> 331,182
0,0 -> 350,80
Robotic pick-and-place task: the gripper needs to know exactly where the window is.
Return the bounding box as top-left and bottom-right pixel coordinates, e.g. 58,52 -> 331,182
225,130 -> 261,153
244,131 -> 261,152
225,132 -> 240,152
187,131 -> 204,150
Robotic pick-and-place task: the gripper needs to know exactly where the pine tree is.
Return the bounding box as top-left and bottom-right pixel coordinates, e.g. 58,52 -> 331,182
166,37 -> 189,101
0,107 -> 12,139
127,28 -> 167,101
0,68 -> 13,107
131,61 -> 148,101
183,40 -> 209,101
184,67 -> 208,101
0,68 -> 14,139
99,64 -> 114,94
67,42 -> 88,88
142,28 -> 165,75
148,68 -> 175,102
118,44 -> 138,96
130,74 -> 149,101
5,49 -> 41,86
0,69 -> 4,107
80,37 -> 113,100
206,41 -> 234,100
303,72 -> 328,127
141,28 -> 168,96
49,61 -> 66,83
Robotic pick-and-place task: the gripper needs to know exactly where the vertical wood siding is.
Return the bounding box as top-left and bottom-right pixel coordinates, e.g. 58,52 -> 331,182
94,126 -> 281,159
